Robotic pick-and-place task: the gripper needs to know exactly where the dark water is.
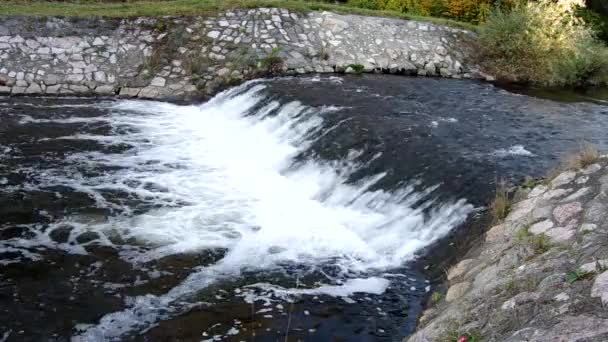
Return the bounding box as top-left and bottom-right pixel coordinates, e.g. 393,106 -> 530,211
1,75 -> 607,342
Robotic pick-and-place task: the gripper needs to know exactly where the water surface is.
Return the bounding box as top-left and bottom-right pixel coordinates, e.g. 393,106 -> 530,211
1,75 -> 607,341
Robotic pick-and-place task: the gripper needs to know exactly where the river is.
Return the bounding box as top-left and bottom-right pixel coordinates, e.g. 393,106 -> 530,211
1,75 -> 607,341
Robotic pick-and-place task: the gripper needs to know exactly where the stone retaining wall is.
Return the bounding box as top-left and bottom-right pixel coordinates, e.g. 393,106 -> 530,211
0,9 -> 479,100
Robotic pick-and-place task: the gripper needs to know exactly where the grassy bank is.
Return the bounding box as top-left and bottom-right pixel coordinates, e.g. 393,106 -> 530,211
0,0 -> 477,30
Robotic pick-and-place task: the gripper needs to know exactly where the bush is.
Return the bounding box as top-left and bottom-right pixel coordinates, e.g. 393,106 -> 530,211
475,0 -> 608,85
577,7 -> 608,43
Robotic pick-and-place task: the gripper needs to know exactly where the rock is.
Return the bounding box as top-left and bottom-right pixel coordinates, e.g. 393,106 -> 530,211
532,205 -> 553,220
529,220 -> 554,235
528,185 -> 548,198
554,292 -> 569,301
446,282 -> 470,302
575,175 -> 589,184
49,226 -> 72,243
94,85 -> 114,95
551,171 -> 576,188
66,74 -> 84,83
579,223 -> 597,233
485,224 -> 506,242
92,37 -> 104,46
542,188 -> 572,200
580,260 -> 608,273
0,85 -> 10,93
24,83 -> 42,94
584,200 -> 606,223
537,273 -> 565,292
501,292 -> 540,310
553,202 -> 582,224
508,198 -> 538,221
44,74 -> 61,85
150,77 -> 166,87
545,226 -> 576,242
45,85 -> 61,94
75,231 -> 99,244
139,87 -> 160,98
11,86 -> 25,94
93,71 -> 107,83
591,271 -> 608,304
448,259 -> 474,281
473,264 -> 501,293
581,163 -> 601,175
561,187 -> 591,202
216,67 -> 230,77
119,87 -> 140,97
207,31 -> 221,39
517,315 -> 608,341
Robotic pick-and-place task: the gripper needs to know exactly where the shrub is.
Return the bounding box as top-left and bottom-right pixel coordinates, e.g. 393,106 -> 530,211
576,7 -> 608,43
475,0 -> 608,85
346,0 -> 380,10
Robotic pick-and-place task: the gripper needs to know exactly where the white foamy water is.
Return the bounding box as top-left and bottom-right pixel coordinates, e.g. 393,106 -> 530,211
492,145 -> 535,158
3,81 -> 473,340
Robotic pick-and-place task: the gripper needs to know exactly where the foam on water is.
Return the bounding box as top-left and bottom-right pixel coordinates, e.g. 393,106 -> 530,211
3,81 -> 473,339
492,145 -> 535,158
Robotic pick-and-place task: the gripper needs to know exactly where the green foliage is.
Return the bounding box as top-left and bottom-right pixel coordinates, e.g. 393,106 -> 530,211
521,177 -> 537,189
475,0 -> 608,86
445,329 -> 483,342
431,291 -> 443,303
347,63 -> 366,73
566,269 -> 594,284
530,233 -> 551,255
516,226 -> 530,241
516,226 -> 551,255
576,7 -> 608,44
346,0 -> 380,10
502,276 -> 517,294
259,47 -> 284,73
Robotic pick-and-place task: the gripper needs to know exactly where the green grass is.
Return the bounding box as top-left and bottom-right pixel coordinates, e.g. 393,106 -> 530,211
0,0 -> 477,31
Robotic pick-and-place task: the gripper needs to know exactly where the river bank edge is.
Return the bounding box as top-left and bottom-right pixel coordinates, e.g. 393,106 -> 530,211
407,151 -> 608,342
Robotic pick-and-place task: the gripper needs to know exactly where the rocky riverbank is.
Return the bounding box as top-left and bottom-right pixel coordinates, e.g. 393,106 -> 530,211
0,8 -> 481,100
407,153 -> 608,341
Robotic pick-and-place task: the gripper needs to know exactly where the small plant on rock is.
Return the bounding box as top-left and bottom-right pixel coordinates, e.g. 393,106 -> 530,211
490,179 -> 510,223
516,225 -> 531,242
530,233 -> 551,255
566,269 -> 594,284
516,227 -> 551,256
446,329 -> 483,342
565,142 -> 600,169
431,291 -> 443,303
346,63 -> 365,74
520,176 -> 538,190
259,47 -> 284,74
502,276 -> 517,295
